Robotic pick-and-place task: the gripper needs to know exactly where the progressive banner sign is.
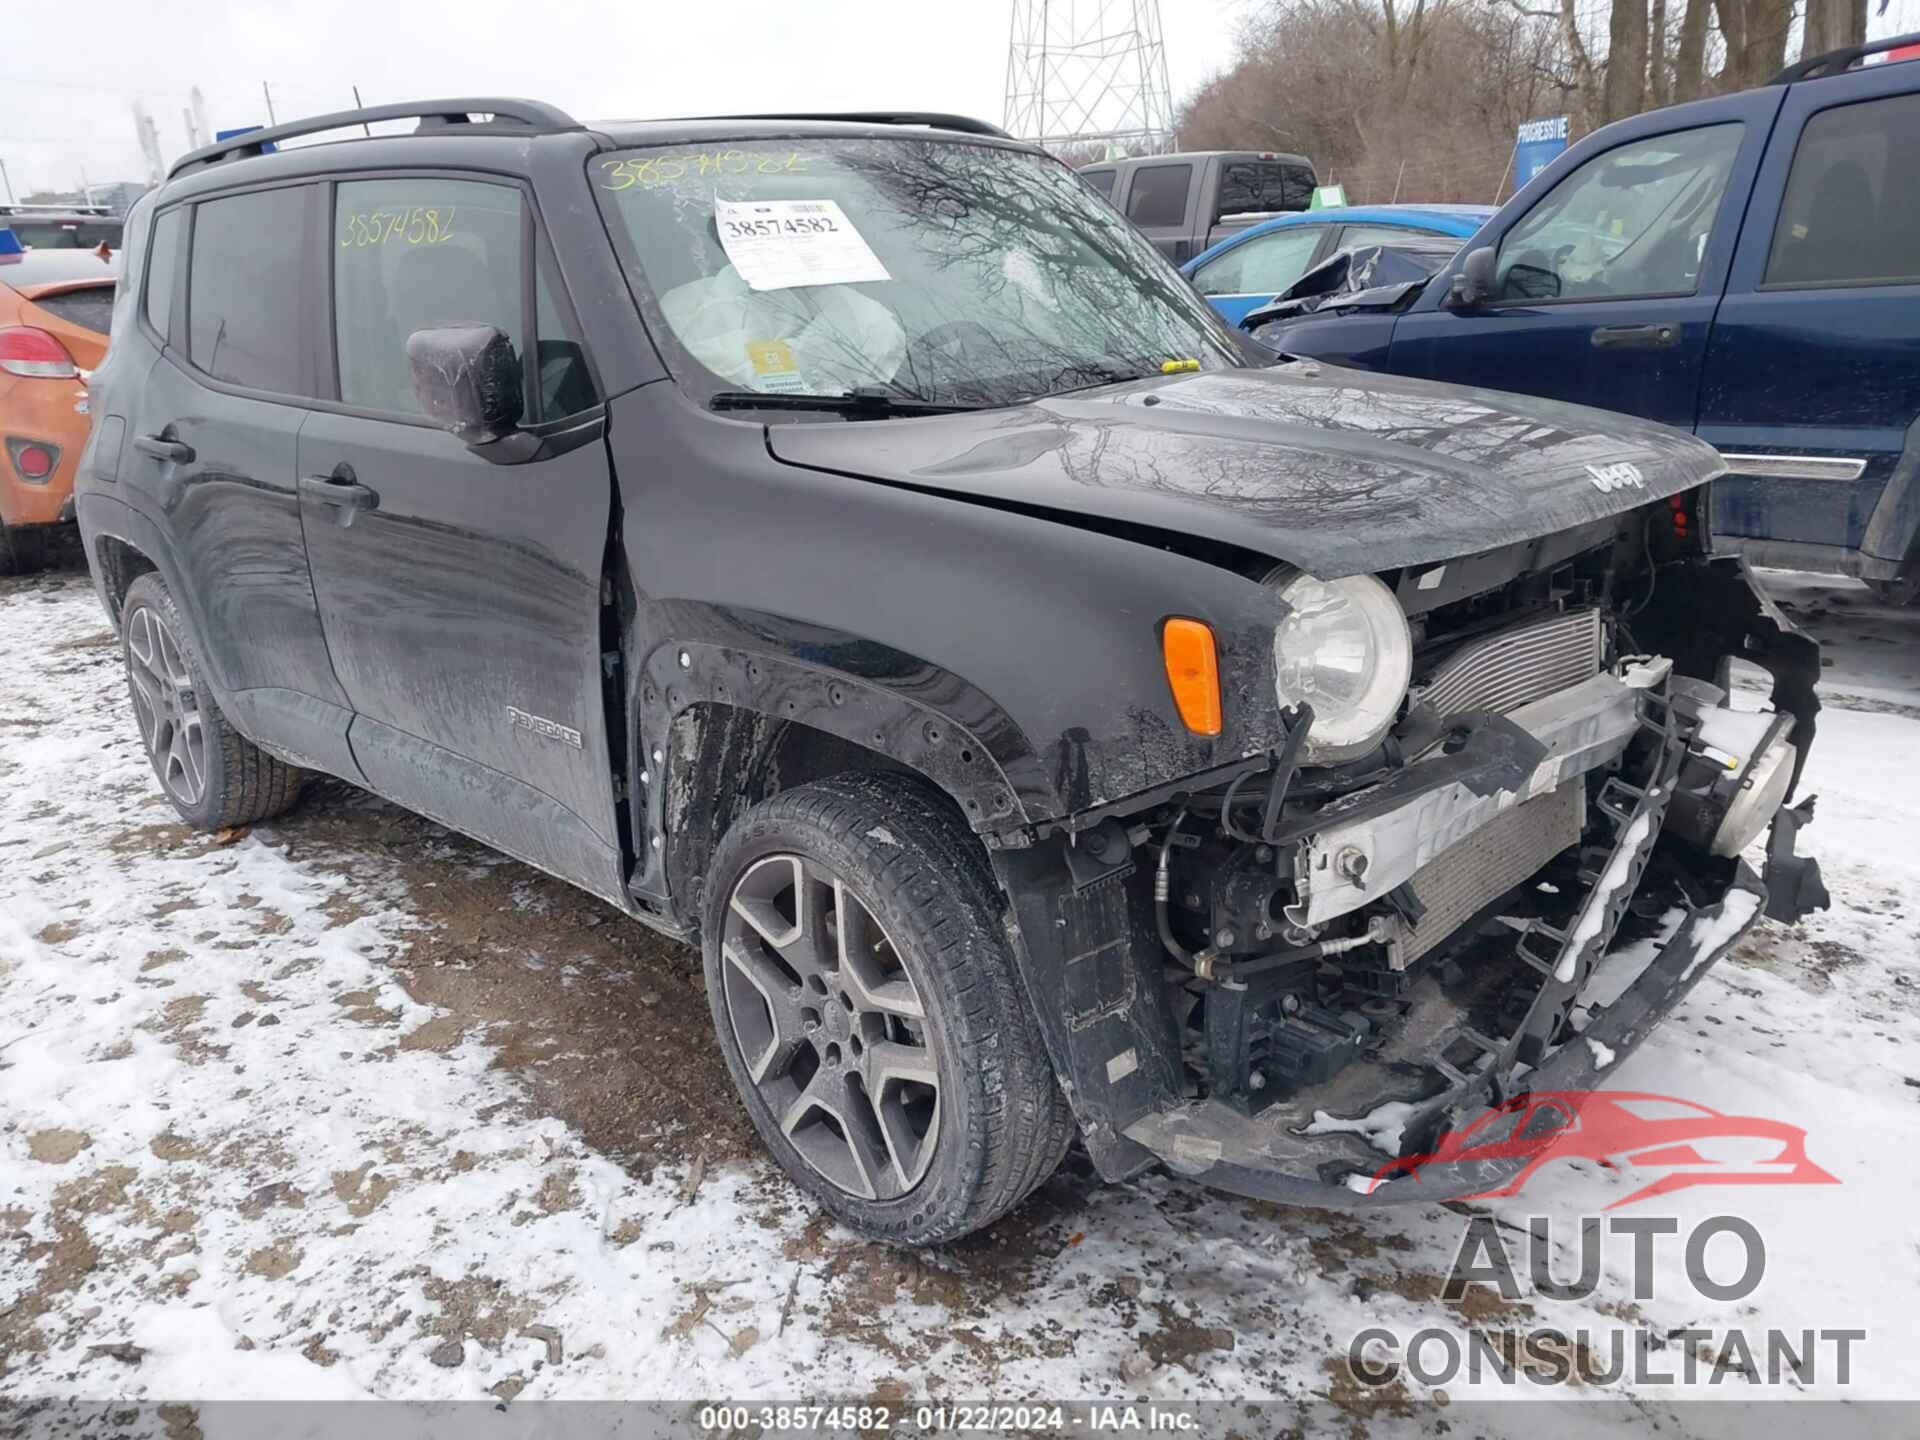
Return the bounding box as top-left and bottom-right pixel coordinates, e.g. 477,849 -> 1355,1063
1514,116 -> 1571,186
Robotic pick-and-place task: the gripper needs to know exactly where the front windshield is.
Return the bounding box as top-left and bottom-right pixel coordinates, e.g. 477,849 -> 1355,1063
594,137 -> 1246,410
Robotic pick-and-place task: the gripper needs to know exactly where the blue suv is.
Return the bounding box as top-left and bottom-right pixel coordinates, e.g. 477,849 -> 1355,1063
1266,34 -> 1920,603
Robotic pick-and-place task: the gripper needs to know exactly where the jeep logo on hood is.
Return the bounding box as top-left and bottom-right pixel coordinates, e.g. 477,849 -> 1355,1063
1585,461 -> 1646,494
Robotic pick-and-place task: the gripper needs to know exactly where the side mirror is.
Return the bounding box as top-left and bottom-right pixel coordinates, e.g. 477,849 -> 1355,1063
405,325 -> 523,446
1444,246 -> 1497,311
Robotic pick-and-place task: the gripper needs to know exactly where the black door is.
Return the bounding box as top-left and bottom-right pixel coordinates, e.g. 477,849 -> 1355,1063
297,174 -> 622,900
122,183 -> 364,782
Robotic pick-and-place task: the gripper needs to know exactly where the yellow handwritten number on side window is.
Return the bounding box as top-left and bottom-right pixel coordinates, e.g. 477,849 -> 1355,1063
338,207 -> 457,248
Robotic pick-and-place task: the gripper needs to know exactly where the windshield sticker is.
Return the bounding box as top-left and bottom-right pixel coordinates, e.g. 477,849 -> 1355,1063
599,151 -> 807,191
746,338 -> 807,394
339,208 -> 456,248
713,199 -> 890,292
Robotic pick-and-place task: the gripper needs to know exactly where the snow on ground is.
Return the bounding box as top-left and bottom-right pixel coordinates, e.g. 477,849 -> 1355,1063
2,559 -> 1917,1429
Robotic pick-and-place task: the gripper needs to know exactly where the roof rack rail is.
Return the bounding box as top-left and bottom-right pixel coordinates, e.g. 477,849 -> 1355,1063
166,98 -> 581,180
687,111 -> 1014,139
1771,30 -> 1920,83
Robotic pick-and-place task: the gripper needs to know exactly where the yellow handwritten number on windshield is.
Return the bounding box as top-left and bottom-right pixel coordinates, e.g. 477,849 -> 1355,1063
599,151 -> 807,191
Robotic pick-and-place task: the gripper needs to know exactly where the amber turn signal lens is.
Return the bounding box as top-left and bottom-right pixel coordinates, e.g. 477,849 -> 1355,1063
1162,618 -> 1223,737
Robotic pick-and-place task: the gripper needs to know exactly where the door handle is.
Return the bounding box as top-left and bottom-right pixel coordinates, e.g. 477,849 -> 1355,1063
133,433 -> 194,464
299,466 -> 379,527
1590,322 -> 1681,351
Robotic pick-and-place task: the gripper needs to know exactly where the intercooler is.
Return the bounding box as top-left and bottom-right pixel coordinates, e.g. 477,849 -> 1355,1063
1415,607 -> 1605,720
1386,609 -> 1605,966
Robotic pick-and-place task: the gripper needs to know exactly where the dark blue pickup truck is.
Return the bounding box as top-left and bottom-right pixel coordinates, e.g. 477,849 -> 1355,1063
1262,33 -> 1920,602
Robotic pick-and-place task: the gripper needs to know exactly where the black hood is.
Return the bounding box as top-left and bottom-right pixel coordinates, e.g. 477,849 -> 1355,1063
767,365 -> 1725,578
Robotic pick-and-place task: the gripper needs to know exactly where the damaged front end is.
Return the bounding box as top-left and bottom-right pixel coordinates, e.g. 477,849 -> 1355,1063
992,497 -> 1829,1205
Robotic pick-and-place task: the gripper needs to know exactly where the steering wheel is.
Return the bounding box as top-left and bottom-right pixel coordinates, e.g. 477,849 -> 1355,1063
918,319 -> 1001,356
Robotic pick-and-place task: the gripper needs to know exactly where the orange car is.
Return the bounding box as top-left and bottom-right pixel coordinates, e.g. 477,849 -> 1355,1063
0,235 -> 116,574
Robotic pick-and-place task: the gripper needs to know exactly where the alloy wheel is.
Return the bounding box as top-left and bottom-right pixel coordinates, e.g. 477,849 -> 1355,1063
719,853 -> 940,1201
126,607 -> 207,807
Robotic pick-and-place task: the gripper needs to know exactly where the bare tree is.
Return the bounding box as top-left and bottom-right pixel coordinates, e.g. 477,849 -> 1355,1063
1178,0 -> 1901,207
1800,0 -> 1869,59
1672,0 -> 1714,100
1603,0 -> 1651,120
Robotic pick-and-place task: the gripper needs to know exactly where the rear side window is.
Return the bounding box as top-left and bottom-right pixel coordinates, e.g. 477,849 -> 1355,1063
189,187 -> 314,394
1125,164 -> 1191,227
1081,169 -> 1117,199
1766,92 -> 1920,288
32,287 -> 116,335
1193,225 -> 1324,296
1217,161 -> 1315,217
332,178 -> 525,417
144,208 -> 183,341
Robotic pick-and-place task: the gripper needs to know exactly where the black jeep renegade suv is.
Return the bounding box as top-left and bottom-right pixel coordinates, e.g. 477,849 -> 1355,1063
76,100 -> 1828,1243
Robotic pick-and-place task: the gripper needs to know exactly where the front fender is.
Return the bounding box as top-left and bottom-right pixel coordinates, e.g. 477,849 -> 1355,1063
609,383 -> 1297,834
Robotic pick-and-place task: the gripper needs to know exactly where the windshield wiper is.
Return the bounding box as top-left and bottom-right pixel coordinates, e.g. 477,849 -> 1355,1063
710,388 -> 977,419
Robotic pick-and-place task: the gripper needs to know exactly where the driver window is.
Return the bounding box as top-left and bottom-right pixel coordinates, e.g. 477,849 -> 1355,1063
1495,124 -> 1744,302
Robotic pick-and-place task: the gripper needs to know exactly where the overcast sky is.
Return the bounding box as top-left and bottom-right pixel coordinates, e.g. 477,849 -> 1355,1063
0,0 -> 1253,196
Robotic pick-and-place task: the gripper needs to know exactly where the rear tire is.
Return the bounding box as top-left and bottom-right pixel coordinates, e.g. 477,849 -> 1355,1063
0,520 -> 46,577
701,773 -> 1074,1244
120,572 -> 306,830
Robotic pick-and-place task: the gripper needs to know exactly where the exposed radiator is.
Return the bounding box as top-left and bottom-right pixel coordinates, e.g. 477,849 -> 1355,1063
1416,608 -> 1604,720
1389,779 -> 1583,968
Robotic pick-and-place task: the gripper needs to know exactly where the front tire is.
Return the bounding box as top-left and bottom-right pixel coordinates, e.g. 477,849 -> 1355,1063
120,572 -> 306,829
701,774 -> 1074,1244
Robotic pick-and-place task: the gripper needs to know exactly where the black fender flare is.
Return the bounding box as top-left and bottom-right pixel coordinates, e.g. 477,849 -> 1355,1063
74,491 -> 226,685
625,617 -> 1059,924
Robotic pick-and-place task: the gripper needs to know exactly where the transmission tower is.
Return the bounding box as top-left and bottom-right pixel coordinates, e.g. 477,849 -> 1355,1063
1003,0 -> 1175,156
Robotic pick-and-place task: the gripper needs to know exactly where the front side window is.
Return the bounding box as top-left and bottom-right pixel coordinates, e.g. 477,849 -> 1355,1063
332,178 -> 524,417
188,186 -> 314,394
1766,92 -> 1920,288
1192,226 -> 1324,296
534,258 -> 595,420
1124,163 -> 1192,227
594,139 -> 1243,410
1496,124 -> 1744,302
144,207 -> 183,341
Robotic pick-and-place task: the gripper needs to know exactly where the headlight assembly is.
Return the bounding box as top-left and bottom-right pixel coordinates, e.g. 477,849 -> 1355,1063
1262,566 -> 1412,764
